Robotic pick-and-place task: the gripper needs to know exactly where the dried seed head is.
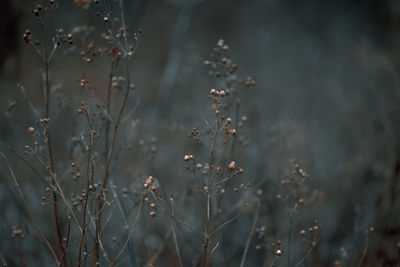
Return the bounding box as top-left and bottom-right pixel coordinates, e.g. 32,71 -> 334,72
151,183 -> 157,192
228,161 -> 236,170
28,127 -> 35,134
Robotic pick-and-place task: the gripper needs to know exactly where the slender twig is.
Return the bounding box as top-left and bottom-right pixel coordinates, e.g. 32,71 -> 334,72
112,192 -> 144,265
0,152 -> 59,264
171,225 -> 184,267
41,22 -> 65,265
59,216 -> 71,267
294,235 -> 319,267
110,182 -> 139,266
240,202 -> 261,267
95,1 -> 135,262
356,233 -> 370,267
78,128 -> 94,266
203,107 -> 221,267
0,253 -> 7,266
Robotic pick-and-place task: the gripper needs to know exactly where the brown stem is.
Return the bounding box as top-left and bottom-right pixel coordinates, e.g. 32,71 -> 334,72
202,237 -> 209,267
95,3 -> 133,263
78,127 -> 94,266
42,24 -> 65,266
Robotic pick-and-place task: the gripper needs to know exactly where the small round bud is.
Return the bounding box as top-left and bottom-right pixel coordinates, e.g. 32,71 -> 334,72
184,155 -> 190,161
276,250 -> 282,256
28,127 -> 35,134
228,161 -> 236,170
151,184 -> 157,192
150,211 -> 156,217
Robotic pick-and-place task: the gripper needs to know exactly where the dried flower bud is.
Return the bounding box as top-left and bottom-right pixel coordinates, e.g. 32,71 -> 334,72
151,183 -> 157,192
28,127 -> 35,134
228,161 -> 236,170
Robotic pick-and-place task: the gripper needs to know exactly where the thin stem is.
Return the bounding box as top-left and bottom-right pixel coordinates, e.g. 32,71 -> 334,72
294,234 -> 319,267
171,225 -> 184,267
356,233 -> 370,267
240,202 -> 260,267
203,112 -> 220,267
41,23 -> 65,266
105,61 -> 115,156
95,2 -> 134,262
0,152 -> 59,264
287,215 -> 294,267
78,128 -> 93,266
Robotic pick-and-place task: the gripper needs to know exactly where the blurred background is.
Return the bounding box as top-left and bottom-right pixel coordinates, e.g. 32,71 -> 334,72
0,0 -> 399,266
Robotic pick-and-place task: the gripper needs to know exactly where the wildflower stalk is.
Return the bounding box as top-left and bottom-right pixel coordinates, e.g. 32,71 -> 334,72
41,22 -> 65,266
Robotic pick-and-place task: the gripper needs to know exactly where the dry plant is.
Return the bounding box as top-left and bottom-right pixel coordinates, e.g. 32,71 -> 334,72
0,1 -> 381,267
